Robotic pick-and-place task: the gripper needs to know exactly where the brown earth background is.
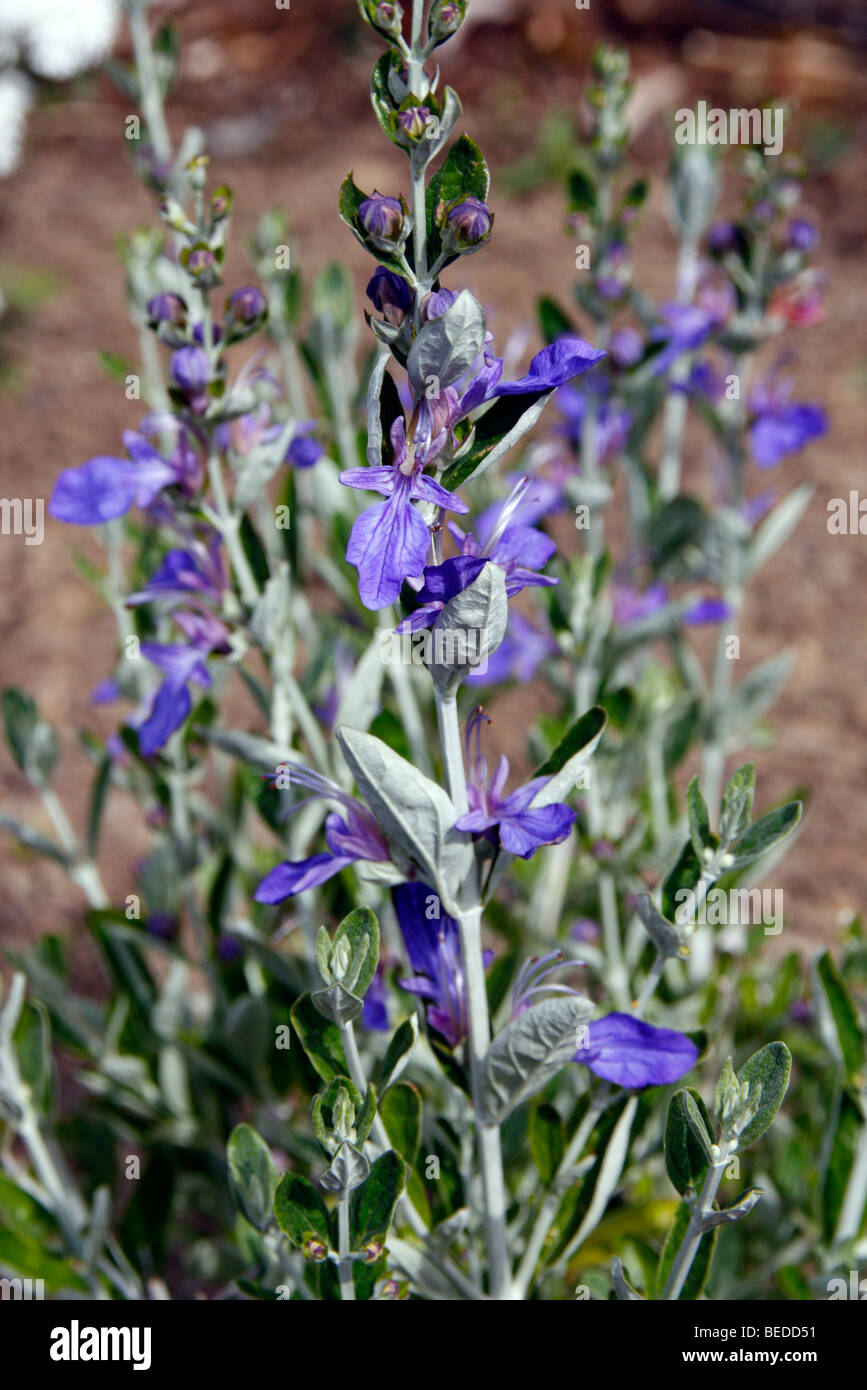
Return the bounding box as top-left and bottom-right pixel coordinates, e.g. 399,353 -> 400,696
1,0 -> 865,954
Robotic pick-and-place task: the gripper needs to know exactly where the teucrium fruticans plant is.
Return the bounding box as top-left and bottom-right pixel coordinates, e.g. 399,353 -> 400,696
0,0 -> 861,1304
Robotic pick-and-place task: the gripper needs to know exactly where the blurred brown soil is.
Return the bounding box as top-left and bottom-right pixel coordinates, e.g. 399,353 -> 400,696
0,0 -> 865,957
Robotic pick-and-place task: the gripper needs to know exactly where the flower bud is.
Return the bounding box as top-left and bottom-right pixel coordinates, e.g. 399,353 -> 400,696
209,184 -> 234,222
147,292 -> 187,330
443,196 -> 493,254
361,1 -> 404,39
360,1240 -> 384,1265
170,346 -> 212,415
359,191 -> 407,247
707,220 -> 738,254
428,0 -> 465,45
302,1236 -> 328,1263
367,267 -> 413,325
224,285 -> 267,342
183,243 -> 221,288
170,345 -> 211,394
216,934 -> 243,964
147,914 -> 178,943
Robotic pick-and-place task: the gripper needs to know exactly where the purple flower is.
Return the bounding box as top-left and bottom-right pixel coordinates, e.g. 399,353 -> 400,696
254,767 -> 391,903
49,424 -> 194,526
340,416 -> 469,610
448,476 -> 558,597
787,218 -> 818,253
512,950 -> 585,1016
359,191 -> 406,244
455,707 -> 577,859
136,640 -> 214,756
126,540 -> 225,609
421,287 -> 459,323
575,1012 -> 698,1088
609,327 -> 643,369
394,554 -> 488,633
612,581 -> 667,625
361,962 -> 391,1032
748,379 -> 827,467
493,339 -> 606,397
684,596 -> 730,625
367,267 -> 413,324
557,388 -> 632,464
650,303 -> 718,375
393,881 -> 492,1047
397,106 -> 432,140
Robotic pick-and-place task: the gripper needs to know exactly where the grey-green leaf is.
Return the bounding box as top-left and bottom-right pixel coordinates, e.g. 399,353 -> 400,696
228,1124 -> 278,1231
734,1042 -> 792,1150
481,996 -> 594,1125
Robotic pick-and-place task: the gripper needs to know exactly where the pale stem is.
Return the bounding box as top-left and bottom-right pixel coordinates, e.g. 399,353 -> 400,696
40,787 -> 109,910
128,1 -> 173,168
663,1160 -> 726,1300
206,452 -> 261,608
657,230 -> 699,502
339,1017 -> 484,1300
434,688 -> 512,1298
337,1187 -> 355,1300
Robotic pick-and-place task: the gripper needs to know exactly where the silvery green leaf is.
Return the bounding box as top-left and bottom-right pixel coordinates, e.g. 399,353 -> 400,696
2,690 -> 57,786
406,289 -> 486,398
746,484 -> 813,577
636,894 -> 684,960
670,144 -> 719,238
334,631 -> 385,739
365,350 -> 391,467
719,762 -> 756,846
686,775 -> 714,857
568,476 -> 614,508
560,1096 -> 639,1259
611,1256 -> 644,1300
715,650 -> 794,741
733,1042 -> 792,1150
234,441 -> 285,508
335,726 -> 472,912
728,800 -> 802,872
531,707 -> 607,808
228,1123 -> 278,1231
429,562 -> 508,695
201,727 -> 298,772
377,1013 -> 419,1093
354,859 -> 407,887
311,983 -> 364,1026
665,1089 -> 714,1197
332,905 -> 380,998
480,996 -> 594,1125
274,1172 -> 331,1248
0,814 -> 68,867
814,950 -> 865,1086
387,1236 -> 469,1300
320,1142 -> 370,1193
697,1187 -> 763,1232
249,564 -> 291,652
